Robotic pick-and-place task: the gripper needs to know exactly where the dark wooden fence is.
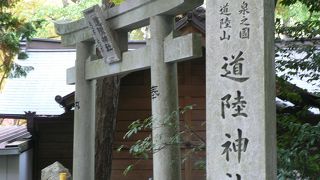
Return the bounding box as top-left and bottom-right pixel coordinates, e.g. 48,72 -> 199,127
112,58 -> 206,180
30,112 -> 74,180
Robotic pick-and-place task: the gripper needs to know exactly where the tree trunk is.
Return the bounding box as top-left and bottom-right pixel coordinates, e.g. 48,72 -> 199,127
95,3 -> 126,178
95,76 -> 120,180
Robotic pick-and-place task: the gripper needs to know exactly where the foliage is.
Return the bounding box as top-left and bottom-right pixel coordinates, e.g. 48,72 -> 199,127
275,1 -> 320,179
13,0 -> 102,38
275,1 -> 320,85
0,0 -> 40,89
280,0 -> 320,12
112,0 -> 124,5
117,105 -> 206,175
277,114 -> 320,179
13,0 -> 144,40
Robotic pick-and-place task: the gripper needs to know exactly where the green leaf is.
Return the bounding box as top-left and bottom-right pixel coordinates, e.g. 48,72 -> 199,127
18,52 -> 28,59
117,145 -> 124,152
123,164 -> 133,176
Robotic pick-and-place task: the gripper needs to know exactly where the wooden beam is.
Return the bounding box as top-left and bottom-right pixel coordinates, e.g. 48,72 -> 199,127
54,0 -> 203,46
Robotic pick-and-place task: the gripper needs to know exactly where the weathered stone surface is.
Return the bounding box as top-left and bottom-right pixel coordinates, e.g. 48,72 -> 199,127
164,33 -> 202,63
54,0 -> 203,46
73,42 -> 96,180
57,1 -> 205,180
41,161 -> 71,180
150,15 -> 181,180
206,0 -> 276,179
66,32 -> 202,84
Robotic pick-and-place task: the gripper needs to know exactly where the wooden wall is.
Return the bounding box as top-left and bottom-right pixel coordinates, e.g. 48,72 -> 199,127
31,58 -> 206,180
112,58 -> 206,180
32,112 -> 74,180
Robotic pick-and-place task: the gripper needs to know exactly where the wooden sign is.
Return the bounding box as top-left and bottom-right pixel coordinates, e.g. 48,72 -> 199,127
83,5 -> 121,64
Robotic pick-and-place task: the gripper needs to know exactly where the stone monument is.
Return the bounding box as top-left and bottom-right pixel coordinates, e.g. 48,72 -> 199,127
206,0 -> 276,179
41,161 -> 71,180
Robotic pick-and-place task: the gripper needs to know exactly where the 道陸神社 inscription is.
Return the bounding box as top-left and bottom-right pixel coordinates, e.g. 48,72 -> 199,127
207,0 -> 276,179
221,90 -> 248,119
219,3 -> 231,40
220,51 -> 249,82
218,5 -> 251,178
221,128 -> 249,163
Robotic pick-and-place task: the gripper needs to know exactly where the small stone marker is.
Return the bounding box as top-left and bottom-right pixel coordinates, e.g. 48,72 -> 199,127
83,5 -> 121,64
41,161 -> 72,180
206,0 -> 276,179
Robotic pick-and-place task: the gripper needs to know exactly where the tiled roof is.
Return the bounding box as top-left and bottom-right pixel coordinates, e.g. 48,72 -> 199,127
176,7 -> 205,33
0,126 -> 31,155
0,39 -> 147,116
0,49 -> 75,115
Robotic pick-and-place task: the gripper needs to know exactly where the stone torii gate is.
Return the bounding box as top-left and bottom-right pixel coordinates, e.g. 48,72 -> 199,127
55,0 -> 277,179
55,0 -> 203,180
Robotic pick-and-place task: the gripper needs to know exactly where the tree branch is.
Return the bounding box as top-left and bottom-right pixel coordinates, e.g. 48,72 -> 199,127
276,76 -> 320,108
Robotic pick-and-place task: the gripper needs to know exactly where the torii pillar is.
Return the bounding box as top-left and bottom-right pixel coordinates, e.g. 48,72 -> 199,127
73,41 -> 96,180
150,15 -> 181,180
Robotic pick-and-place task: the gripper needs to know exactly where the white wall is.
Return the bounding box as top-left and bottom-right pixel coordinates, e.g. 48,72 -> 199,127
0,156 -> 7,180
0,149 -> 32,180
0,155 -> 19,180
19,149 -> 33,180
